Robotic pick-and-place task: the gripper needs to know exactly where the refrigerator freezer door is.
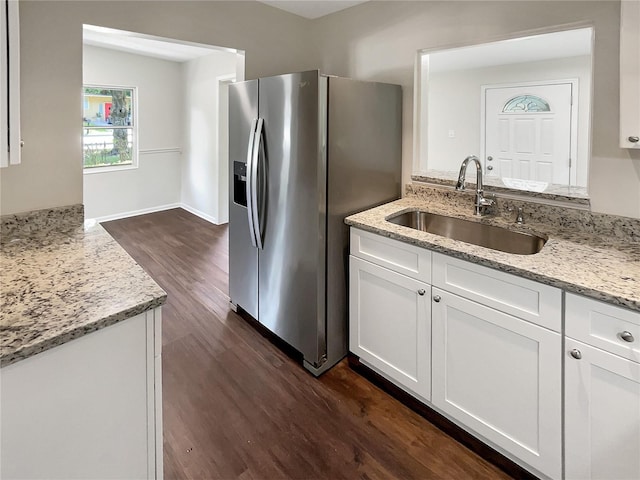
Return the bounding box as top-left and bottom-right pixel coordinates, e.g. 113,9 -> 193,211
229,80 -> 259,319
258,71 -> 327,368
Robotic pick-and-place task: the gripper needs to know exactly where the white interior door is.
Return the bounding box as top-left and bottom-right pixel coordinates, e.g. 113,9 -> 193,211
483,82 -> 574,185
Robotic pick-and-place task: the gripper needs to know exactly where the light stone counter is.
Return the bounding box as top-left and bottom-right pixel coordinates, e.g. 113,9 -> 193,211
345,185 -> 640,313
0,206 -> 167,367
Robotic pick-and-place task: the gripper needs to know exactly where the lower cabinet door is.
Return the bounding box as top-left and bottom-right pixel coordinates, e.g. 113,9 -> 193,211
431,288 -> 561,479
0,312 -> 156,479
565,338 -> 640,480
349,255 -> 431,401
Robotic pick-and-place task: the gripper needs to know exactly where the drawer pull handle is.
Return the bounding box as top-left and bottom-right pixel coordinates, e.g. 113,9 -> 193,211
433,295 -> 441,302
570,349 -> 582,360
620,331 -> 635,343
418,289 -> 426,296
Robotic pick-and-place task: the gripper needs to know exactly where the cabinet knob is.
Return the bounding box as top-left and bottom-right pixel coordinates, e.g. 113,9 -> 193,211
628,136 -> 639,143
620,331 -> 635,343
418,289 -> 426,296
433,295 -> 441,302
570,349 -> 582,360
487,165 -> 494,171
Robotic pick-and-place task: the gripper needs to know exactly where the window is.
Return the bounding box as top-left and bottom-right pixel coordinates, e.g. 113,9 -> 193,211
502,95 -> 550,113
83,86 -> 136,169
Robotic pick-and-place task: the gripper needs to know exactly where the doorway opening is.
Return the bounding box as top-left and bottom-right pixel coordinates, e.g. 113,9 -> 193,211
82,24 -> 245,224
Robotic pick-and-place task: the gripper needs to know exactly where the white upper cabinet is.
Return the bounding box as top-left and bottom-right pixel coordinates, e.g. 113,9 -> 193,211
620,0 -> 640,149
1,0 -> 21,167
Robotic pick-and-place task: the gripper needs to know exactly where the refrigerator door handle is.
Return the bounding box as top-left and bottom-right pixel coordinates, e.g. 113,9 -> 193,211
251,117 -> 265,249
246,118 -> 258,248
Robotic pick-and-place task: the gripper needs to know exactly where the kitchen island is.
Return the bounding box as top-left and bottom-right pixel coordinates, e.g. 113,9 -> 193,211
0,205 -> 166,479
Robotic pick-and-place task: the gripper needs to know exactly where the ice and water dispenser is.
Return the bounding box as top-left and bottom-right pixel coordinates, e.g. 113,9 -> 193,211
233,161 -> 248,207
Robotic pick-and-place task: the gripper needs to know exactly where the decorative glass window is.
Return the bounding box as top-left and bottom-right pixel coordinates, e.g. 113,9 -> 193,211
502,95 -> 550,113
83,86 -> 136,169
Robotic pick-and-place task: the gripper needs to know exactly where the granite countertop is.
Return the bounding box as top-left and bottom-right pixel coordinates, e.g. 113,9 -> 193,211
1,219 -> 167,368
345,192 -> 640,313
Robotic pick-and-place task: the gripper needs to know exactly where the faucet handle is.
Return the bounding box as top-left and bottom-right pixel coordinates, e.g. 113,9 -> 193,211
478,195 -> 495,207
515,207 -> 524,225
475,192 -> 496,215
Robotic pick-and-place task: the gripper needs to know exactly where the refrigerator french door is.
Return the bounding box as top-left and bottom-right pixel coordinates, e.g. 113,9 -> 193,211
229,70 -> 402,375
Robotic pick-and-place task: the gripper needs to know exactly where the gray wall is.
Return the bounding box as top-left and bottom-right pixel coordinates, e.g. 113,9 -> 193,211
311,1 -> 640,218
0,1 -> 313,215
2,1 -> 640,218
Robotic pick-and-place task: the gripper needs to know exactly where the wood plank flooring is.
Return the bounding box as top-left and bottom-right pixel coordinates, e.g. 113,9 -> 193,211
102,208 -> 511,480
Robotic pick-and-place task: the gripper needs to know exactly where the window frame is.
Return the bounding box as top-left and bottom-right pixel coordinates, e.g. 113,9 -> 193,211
82,84 -> 139,174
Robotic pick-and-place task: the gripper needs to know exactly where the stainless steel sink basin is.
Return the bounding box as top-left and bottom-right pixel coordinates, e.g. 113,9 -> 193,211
387,211 -> 546,255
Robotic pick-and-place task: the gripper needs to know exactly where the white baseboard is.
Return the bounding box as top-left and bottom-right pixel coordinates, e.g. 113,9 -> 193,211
87,203 -> 228,226
88,203 -> 182,224
179,203 -> 220,225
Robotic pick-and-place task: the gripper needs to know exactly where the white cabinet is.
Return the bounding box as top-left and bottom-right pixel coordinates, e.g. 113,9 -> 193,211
349,228 -> 432,401
565,339 -> 640,480
432,252 -> 562,332
565,294 -> 640,480
0,308 -> 163,479
431,287 -> 562,479
348,228 -> 563,478
347,227 -> 640,480
620,0 -> 640,148
0,0 -> 21,167
349,255 -> 431,401
350,227 -> 431,283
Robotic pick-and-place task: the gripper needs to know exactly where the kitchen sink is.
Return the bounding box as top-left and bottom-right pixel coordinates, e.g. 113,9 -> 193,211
386,211 -> 546,255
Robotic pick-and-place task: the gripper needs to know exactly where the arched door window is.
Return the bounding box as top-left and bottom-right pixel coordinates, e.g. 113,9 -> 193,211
502,95 -> 551,113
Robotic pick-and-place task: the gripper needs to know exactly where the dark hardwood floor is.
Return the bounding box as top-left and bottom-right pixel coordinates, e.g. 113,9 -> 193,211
102,208 -> 511,480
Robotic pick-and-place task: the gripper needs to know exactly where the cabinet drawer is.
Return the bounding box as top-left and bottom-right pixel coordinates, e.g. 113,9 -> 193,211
566,293 -> 640,362
350,228 -> 431,284
432,252 -> 561,332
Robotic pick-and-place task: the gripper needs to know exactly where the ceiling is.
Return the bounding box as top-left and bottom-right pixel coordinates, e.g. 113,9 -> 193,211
83,25 -> 234,63
258,0 -> 368,19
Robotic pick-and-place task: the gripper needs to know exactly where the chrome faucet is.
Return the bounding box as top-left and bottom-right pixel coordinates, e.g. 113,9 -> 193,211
455,155 -> 495,215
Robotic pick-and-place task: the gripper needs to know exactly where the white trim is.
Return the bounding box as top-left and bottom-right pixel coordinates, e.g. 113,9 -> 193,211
139,147 -> 182,155
1,0 -> 20,168
83,148 -> 182,173
416,21 -> 594,57
83,163 -> 138,175
88,203 -> 181,223
87,203 -> 226,225
412,50 -> 424,175
216,75 -> 235,225
216,73 -> 236,83
7,0 -> 20,166
1,0 -> 9,168
180,203 -> 221,225
83,24 -> 242,57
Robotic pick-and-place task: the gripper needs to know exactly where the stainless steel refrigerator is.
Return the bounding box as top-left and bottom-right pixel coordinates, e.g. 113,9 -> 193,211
229,70 -> 401,376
